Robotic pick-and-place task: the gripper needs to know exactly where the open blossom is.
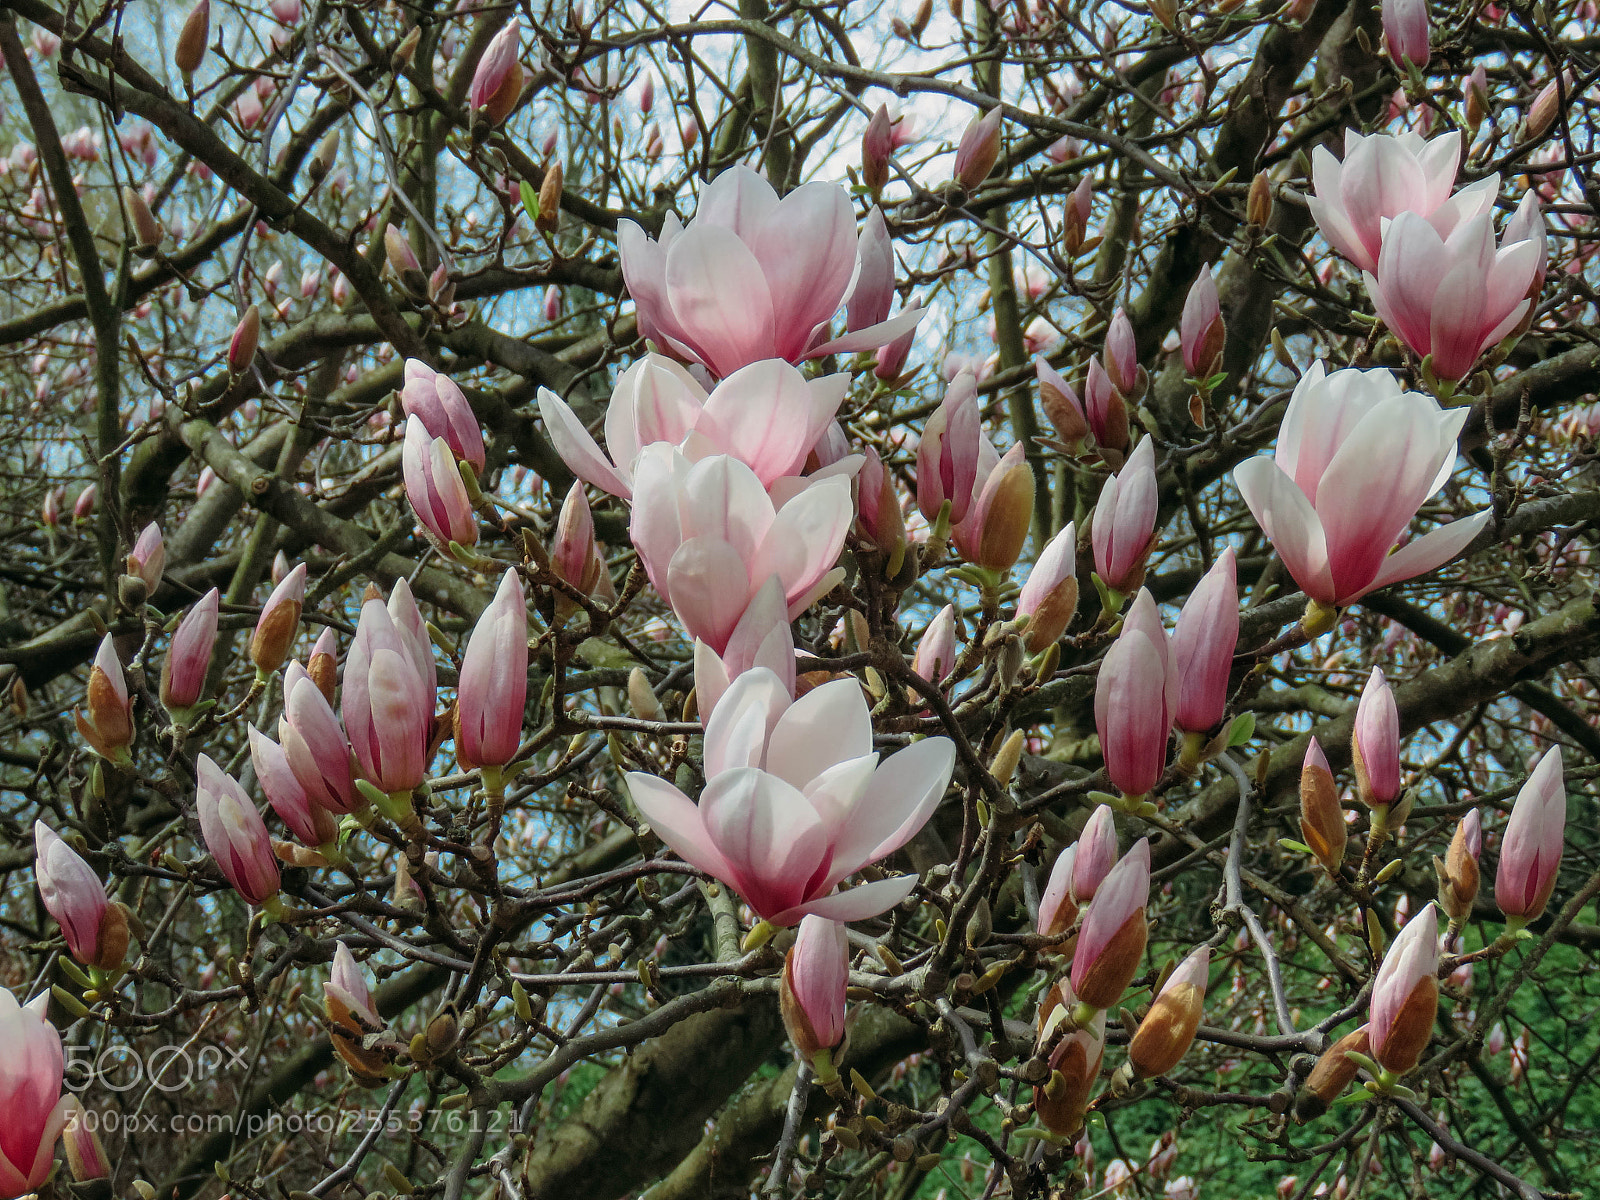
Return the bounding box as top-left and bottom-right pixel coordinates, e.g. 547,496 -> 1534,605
539,355 -> 849,498
1094,589 -> 1176,797
626,667 -> 955,925
617,166 -> 923,378
1496,746 -> 1565,925
1307,130 -> 1498,274
400,360 -> 485,471
1364,210 -> 1542,382
196,754 -> 280,905
1233,363 -> 1489,608
0,989 -> 71,1200
1369,903 -> 1439,1074
456,571 -> 528,770
629,447 -> 852,654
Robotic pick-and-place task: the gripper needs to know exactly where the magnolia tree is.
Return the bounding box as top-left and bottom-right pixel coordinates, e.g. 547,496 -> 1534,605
1,0 -> 1598,1198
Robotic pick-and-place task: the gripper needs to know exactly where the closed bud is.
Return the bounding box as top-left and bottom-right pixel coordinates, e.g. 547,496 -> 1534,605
910,0 -> 934,35
1299,738 -> 1345,872
62,1097 -> 110,1182
961,444 -> 1034,571
1037,358 -> 1088,448
1034,979 -> 1106,1136
1369,905 -> 1439,1075
536,162 -> 564,233
1352,667 -> 1401,809
627,668 -> 665,723
1128,946 -> 1209,1078
1150,0 -> 1178,31
1437,808 -> 1481,922
123,186 -> 163,255
989,729 -> 1025,787
1295,1026 -> 1370,1120
307,627 -> 338,704
309,128 -> 339,180
392,25 -> 421,72
1247,170 -> 1274,228
425,1006 -> 460,1056
966,896 -> 992,949
468,20 -> 525,128
161,588 -> 220,713
862,104 -> 893,193
1525,71 -> 1571,141
228,304 -> 261,375
75,634 -> 134,763
780,916 -> 848,1058
1017,521 -> 1077,652
1465,64 -> 1489,135
250,562 -> 307,674
385,224 -> 426,292
1180,267 -> 1226,378
175,0 -> 211,76
1063,176 -> 1093,256
953,108 -> 1002,192
1071,839 -> 1150,1010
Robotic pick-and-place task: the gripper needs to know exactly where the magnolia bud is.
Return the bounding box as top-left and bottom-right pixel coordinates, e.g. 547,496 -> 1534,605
62,1098 -> 111,1182
1294,1026 -> 1370,1121
228,305 -> 261,375
1299,738 -> 1345,872
953,108 -> 1002,192
536,162 -> 564,233
1128,947 -> 1209,1078
175,0 -> 210,77
1247,170 -> 1273,228
862,104 -> 893,194
627,667 -> 665,723
250,562 -> 307,674
392,25 -> 421,72
1150,0 -> 1178,31
1525,71 -> 1572,141
1464,64 -> 1489,136
309,128 -> 340,181
123,186 -> 163,255
1436,809 -> 1481,923
385,224 -> 426,295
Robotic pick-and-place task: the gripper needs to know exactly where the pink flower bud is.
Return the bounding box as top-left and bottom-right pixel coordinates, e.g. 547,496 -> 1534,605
468,20 -> 524,126
848,208 -> 895,333
1180,267 -> 1226,377
1091,437 -> 1157,594
862,104 -> 894,194
400,360 -> 486,471
1083,357 -> 1130,459
403,415 -> 479,547
175,0 -> 210,75
228,304 -> 261,375
250,724 -> 337,848
874,296 -> 921,380
911,604 -> 958,694
250,561 -> 306,674
916,372 -> 982,524
551,482 -> 601,598
41,487 -> 60,529
1171,547 -> 1239,733
543,284 -> 562,322
954,107 -> 1002,191
128,521 -> 165,594
280,661 -> 358,813
780,915 -> 848,1056
856,445 -> 907,562
1063,176 -> 1093,255
1128,945 -> 1209,1079
1352,666 -> 1400,808
1017,521 -> 1078,652
1495,746 -> 1565,925
75,634 -> 134,763
456,571 -> 529,771
954,442 -> 1034,571
384,223 -> 423,282
196,754 -> 280,905
638,72 -> 655,112
161,587 -> 219,712
1369,903 -> 1438,1073
269,0 -> 301,23
1071,838 -> 1151,1009
1072,805 -> 1119,904
61,1097 -> 110,1183
1037,843 -> 1079,938
344,598 -> 432,793
1093,588 -> 1176,797
1036,357 -> 1088,448
1103,308 -> 1139,397
34,822 -> 113,968
1382,0 -> 1429,68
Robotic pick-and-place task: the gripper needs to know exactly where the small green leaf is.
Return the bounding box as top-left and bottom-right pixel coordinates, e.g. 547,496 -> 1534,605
1278,838 -> 1313,855
1226,711 -> 1255,748
520,179 -> 540,225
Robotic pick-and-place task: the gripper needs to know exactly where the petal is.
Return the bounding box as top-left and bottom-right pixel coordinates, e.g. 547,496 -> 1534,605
694,164 -> 779,237
1233,458 -> 1334,604
697,359 -> 821,485
749,476 -> 853,609
703,665 -> 791,775
807,304 -> 926,359
765,676 -> 872,789
666,537 -> 754,652
779,874 -> 919,925
1358,510 -> 1491,600
700,768 -> 829,918
755,182 -> 859,360
680,454 -> 775,562
663,225 -> 777,376
626,773 -> 735,881
824,737 -> 955,885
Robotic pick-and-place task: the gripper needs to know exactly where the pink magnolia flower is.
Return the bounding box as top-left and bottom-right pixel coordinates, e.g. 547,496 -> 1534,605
780,914 -> 849,1054
196,754 -> 280,905
1091,437 -> 1158,594
1382,0 -> 1429,67
1171,547 -> 1239,733
692,575 -> 794,718
629,447 -> 852,653
0,988 -> 71,1200
911,604 -> 957,688
249,724 -> 337,848
1017,520 -> 1078,652
1072,805 -> 1120,903
617,166 -> 923,377
539,355 -> 849,498
1364,210 -> 1542,382
400,360 -> 485,471
954,107 -> 1003,191
161,587 -> 219,712
467,20 -> 524,125
325,942 -> 381,1030
34,822 -> 110,967
1071,838 -> 1151,1009
343,598 -> 432,794
403,415 -> 478,547
1233,363 -> 1489,607
279,661 -> 357,815
1352,666 -> 1401,807
1094,588 -> 1177,797
1307,130 -> 1498,274
128,522 -> 165,594
456,571 -> 528,770
1495,746 -> 1565,925
1181,267 -> 1226,377
626,667 -> 955,925
917,371 -> 982,524
1369,903 -> 1439,1073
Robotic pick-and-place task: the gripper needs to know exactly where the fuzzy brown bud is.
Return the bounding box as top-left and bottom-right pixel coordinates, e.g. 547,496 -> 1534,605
1294,1026 -> 1369,1121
